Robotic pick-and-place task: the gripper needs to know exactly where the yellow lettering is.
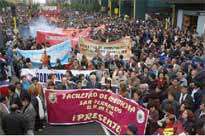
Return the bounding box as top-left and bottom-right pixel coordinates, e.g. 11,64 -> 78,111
88,100 -> 92,105
130,106 -> 136,112
62,93 -> 66,99
93,104 -> 97,109
72,115 -> 76,121
116,125 -> 121,133
98,106 -> 105,111
92,113 -> 98,119
112,122 -> 117,129
77,114 -> 84,121
84,113 -> 92,120
102,116 -> 107,124
66,93 -> 71,99
98,114 -> 103,121
106,119 -> 113,127
99,93 -> 104,99
80,100 -> 83,105
87,105 -> 92,110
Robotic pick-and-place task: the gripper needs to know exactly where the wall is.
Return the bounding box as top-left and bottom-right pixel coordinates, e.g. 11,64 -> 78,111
197,15 -> 205,36
135,0 -> 147,19
177,9 -> 183,29
176,9 -> 205,36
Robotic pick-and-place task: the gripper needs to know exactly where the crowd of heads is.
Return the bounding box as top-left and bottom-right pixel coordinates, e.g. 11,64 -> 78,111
0,5 -> 205,135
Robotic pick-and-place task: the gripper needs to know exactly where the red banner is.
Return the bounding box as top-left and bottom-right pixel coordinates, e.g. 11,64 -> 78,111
36,31 -> 67,46
45,89 -> 149,135
36,28 -> 91,48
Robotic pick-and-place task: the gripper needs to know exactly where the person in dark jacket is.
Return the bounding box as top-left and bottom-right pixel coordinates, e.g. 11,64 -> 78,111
189,82 -> 202,112
55,75 -> 75,90
54,59 -> 64,69
8,84 -> 22,109
176,85 -> 193,110
29,88 -> 44,132
0,95 -> 9,135
161,92 -> 180,119
125,124 -> 138,135
86,74 -> 101,89
2,104 -> 28,135
21,93 -> 37,135
178,109 -> 196,135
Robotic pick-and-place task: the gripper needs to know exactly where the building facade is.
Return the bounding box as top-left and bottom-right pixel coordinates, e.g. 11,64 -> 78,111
165,0 -> 205,35
101,0 -> 171,19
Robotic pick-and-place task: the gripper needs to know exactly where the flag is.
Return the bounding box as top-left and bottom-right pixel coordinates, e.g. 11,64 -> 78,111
0,80 -> 9,97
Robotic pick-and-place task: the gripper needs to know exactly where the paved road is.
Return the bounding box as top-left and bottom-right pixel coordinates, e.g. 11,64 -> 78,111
35,122 -> 107,135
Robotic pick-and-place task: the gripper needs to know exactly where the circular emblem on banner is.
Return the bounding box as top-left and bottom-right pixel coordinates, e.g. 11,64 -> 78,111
48,92 -> 57,104
136,110 -> 145,124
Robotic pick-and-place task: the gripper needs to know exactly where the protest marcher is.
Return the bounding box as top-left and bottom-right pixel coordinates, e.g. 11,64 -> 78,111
125,124 -> 138,135
0,95 -> 10,134
21,93 -> 37,135
8,84 -> 22,109
86,74 -> 101,89
40,50 -> 49,69
1,104 -> 28,135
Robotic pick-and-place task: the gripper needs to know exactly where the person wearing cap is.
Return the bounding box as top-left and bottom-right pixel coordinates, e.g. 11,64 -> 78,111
0,95 -> 9,134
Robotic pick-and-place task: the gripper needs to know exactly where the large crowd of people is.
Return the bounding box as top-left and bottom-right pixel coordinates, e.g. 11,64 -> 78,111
0,4 -> 205,135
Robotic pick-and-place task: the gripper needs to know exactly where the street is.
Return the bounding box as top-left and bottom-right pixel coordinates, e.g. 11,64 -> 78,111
35,122 -> 107,135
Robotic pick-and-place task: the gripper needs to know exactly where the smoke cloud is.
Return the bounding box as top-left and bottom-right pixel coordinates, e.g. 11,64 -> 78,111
29,16 -> 62,38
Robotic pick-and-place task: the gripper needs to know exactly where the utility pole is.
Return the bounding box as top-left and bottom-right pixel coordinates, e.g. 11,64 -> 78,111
172,4 -> 175,27
108,0 -> 112,16
119,0 -> 121,17
133,0 -> 136,19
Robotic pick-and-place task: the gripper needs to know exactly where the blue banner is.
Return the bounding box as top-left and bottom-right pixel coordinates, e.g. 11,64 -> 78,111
16,40 -> 71,68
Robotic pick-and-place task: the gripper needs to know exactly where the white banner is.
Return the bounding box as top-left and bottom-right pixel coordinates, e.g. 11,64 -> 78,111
21,69 -> 96,84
